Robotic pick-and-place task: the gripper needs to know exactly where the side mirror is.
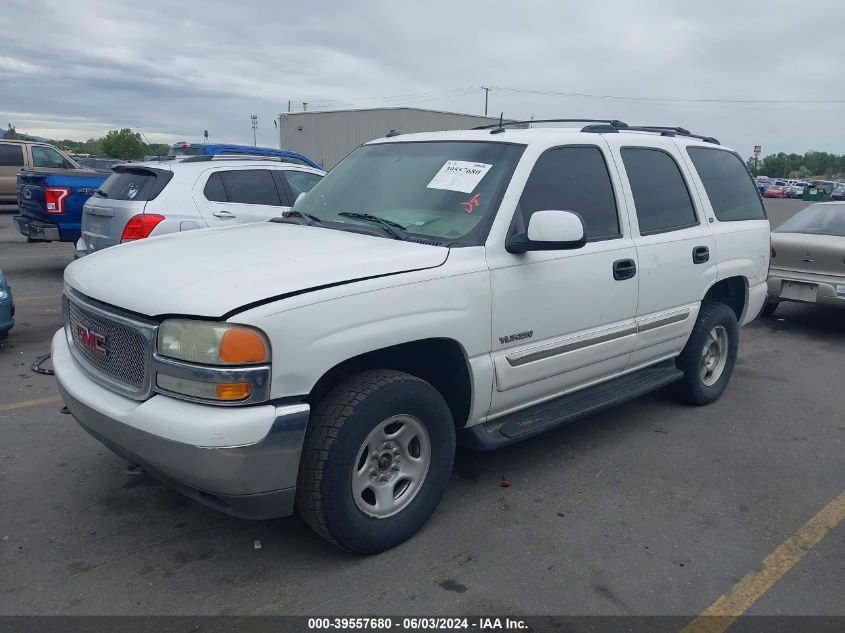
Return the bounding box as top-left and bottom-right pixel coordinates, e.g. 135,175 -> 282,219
295,192 -> 306,205
506,210 -> 587,254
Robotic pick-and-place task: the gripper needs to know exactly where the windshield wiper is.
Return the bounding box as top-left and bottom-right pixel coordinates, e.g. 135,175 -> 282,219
338,212 -> 409,240
94,189 -> 108,198
281,209 -> 321,225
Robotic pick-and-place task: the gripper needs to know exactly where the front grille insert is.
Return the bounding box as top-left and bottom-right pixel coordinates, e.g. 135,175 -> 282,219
64,292 -> 155,398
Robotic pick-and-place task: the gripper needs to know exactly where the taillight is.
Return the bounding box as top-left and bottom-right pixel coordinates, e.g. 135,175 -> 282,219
120,214 -> 165,243
45,187 -> 71,214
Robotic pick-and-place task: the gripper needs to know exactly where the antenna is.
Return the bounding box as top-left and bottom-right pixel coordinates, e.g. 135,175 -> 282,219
490,112 -> 506,135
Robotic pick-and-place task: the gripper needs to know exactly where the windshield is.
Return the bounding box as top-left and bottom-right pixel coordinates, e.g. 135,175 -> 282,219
777,204 -> 845,237
291,141 -> 524,245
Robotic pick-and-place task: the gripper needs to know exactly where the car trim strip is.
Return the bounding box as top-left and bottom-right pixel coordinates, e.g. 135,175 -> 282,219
505,309 -> 690,368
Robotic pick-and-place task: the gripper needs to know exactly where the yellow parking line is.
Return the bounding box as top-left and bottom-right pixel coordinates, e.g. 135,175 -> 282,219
0,395 -> 63,412
680,489 -> 845,633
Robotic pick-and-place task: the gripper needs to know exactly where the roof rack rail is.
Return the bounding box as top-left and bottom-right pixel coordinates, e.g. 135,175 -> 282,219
179,154 -> 293,163
581,122 -> 719,144
472,118 -> 628,131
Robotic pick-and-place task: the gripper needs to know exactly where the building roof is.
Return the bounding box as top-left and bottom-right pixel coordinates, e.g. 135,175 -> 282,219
280,106 -> 503,120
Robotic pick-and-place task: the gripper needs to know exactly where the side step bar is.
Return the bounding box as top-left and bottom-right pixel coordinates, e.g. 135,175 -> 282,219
458,361 -> 683,450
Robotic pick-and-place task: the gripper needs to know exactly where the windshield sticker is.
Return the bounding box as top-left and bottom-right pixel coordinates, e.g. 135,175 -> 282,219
461,193 -> 480,214
427,161 -> 493,193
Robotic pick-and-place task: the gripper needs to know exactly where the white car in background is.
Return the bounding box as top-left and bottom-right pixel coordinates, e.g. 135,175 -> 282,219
76,156 -> 324,257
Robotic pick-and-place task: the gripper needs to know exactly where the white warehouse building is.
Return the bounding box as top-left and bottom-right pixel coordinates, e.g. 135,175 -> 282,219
277,107 -> 509,169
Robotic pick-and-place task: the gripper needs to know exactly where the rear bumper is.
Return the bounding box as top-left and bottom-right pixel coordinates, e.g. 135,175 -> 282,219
13,215 -> 61,241
52,329 -> 310,519
767,272 -> 845,308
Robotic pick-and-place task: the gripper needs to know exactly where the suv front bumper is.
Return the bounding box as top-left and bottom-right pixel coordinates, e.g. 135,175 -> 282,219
52,329 -> 309,519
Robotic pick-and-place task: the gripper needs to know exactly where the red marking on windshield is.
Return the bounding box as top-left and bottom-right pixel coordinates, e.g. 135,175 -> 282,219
461,193 -> 480,214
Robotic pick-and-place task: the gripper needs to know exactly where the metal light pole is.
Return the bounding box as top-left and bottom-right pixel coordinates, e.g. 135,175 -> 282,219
482,86 -> 490,116
250,114 -> 258,146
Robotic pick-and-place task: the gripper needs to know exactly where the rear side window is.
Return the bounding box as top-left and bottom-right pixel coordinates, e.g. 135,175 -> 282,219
518,146 -> 620,241
31,146 -> 71,169
216,169 -> 281,205
0,144 -> 24,167
283,170 -> 322,197
96,168 -> 173,201
622,148 -> 697,235
687,148 -> 766,221
203,172 -> 227,202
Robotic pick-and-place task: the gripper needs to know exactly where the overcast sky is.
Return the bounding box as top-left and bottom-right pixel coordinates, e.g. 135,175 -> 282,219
2,0 -> 844,157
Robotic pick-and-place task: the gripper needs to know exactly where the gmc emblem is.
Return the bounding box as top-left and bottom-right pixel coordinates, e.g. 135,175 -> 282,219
76,324 -> 108,356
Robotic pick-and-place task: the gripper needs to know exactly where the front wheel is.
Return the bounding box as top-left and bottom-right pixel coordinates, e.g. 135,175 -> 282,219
297,369 -> 455,553
673,302 -> 739,405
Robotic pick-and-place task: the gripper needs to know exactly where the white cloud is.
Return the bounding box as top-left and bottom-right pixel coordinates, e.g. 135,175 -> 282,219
2,0 -> 844,155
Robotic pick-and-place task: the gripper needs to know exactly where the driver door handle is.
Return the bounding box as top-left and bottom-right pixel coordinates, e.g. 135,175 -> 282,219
213,210 -> 236,219
613,258 -> 637,281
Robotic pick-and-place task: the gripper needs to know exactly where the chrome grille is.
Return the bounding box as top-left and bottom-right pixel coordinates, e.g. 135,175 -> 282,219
64,292 -> 154,397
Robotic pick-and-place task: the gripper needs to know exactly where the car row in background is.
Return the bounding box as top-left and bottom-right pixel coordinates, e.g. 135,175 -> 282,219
755,176 -> 845,201
10,142 -> 323,247
76,155 -> 324,257
763,202 -> 845,315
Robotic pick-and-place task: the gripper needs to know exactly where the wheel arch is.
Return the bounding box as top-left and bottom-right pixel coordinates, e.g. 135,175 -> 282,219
307,338 -> 474,428
703,275 -> 748,321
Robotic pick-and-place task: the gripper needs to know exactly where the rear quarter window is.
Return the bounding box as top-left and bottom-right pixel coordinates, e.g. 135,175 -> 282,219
96,168 -> 173,201
0,144 -> 24,167
687,147 -> 766,221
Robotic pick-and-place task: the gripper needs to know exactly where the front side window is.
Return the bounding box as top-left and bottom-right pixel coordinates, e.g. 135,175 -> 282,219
0,144 -> 24,167
517,146 -> 620,241
31,146 -> 71,169
283,170 -> 322,197
622,148 -> 697,235
687,147 -> 766,221
218,169 -> 281,205
292,141 -> 524,245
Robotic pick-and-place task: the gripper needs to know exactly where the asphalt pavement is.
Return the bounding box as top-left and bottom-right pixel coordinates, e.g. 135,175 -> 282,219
0,199 -> 842,620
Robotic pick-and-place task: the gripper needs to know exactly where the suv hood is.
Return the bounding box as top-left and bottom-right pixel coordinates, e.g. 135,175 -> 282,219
65,222 -> 449,318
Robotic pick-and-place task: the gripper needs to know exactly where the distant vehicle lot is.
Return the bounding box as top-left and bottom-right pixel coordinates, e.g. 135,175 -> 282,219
0,197 -> 841,617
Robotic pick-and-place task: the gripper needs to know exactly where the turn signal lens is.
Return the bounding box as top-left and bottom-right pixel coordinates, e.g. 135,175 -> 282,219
219,328 -> 269,364
215,382 -> 252,400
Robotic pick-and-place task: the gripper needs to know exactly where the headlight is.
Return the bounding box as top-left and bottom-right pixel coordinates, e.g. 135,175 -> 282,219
157,319 -> 270,365
154,319 -> 271,405
0,288 -> 7,300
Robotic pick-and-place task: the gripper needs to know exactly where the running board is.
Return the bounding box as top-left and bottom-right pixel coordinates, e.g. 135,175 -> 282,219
458,362 -> 683,450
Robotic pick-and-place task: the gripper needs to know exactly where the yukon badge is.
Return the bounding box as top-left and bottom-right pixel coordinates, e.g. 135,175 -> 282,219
499,330 -> 533,345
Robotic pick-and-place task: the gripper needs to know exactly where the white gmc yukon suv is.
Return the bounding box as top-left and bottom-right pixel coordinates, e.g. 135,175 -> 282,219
53,121 -> 770,553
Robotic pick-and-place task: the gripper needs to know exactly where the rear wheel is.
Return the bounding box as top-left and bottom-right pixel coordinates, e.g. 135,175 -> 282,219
673,302 -> 739,405
297,369 -> 455,553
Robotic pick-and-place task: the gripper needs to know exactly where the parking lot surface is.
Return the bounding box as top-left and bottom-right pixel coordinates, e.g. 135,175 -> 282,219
0,199 -> 842,618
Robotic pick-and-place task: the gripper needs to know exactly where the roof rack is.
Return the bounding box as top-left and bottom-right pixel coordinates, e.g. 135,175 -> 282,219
580,122 -> 719,144
472,118 -> 628,131
179,154 -> 296,163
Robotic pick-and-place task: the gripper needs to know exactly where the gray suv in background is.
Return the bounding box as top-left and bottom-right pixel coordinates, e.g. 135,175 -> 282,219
77,155 -> 324,257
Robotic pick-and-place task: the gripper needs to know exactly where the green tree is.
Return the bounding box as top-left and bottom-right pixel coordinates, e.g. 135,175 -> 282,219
101,128 -> 146,159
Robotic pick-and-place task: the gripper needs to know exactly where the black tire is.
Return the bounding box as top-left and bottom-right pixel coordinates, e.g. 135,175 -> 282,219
673,302 -> 739,406
297,369 -> 455,553
760,300 -> 779,317
0,330 -> 7,341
